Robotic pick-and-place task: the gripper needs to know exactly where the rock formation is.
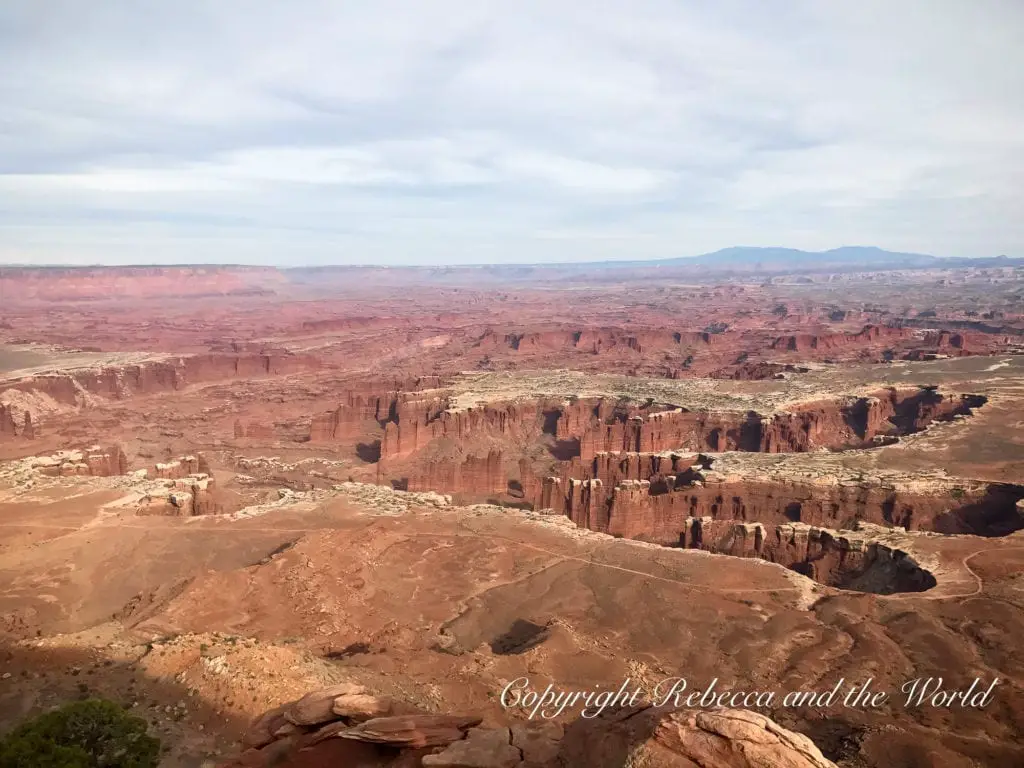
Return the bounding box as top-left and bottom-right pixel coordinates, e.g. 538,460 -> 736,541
136,472 -> 220,516
380,397 -> 556,460
0,404 -> 17,437
27,445 -> 128,477
220,685 -> 836,768
153,454 -> 210,480
308,377 -> 443,443
128,453 -> 221,516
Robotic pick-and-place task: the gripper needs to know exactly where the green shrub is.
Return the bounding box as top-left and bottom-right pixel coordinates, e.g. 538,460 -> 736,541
0,699 -> 160,768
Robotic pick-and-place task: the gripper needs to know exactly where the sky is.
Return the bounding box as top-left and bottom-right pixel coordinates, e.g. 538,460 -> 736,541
1,0 -> 1022,266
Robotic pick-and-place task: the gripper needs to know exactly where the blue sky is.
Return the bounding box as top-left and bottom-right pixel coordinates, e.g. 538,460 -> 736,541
1,0 -> 1022,266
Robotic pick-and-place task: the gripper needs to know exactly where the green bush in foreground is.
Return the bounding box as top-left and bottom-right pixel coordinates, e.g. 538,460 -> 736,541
0,699 -> 160,768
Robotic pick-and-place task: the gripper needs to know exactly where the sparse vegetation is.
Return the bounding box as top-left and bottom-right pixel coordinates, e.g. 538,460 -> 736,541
0,699 -> 160,768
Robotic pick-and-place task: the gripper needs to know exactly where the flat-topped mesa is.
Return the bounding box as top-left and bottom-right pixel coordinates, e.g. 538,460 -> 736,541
339,382 -> 984,475
530,452 -> 701,507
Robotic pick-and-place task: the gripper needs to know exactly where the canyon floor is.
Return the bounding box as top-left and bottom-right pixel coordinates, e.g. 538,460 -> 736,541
0,263 -> 1022,767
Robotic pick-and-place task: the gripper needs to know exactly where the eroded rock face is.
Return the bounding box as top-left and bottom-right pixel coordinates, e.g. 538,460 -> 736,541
330,383 -> 983,480
405,450 -> 507,496
222,687 -> 835,768
567,388 -> 985,459
308,377 -> 443,443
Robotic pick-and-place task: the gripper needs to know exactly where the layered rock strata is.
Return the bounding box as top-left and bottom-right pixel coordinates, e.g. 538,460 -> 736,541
332,385 -> 984,465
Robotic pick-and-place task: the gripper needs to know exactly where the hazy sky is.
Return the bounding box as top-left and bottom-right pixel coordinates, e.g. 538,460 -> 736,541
1,1 -> 1022,266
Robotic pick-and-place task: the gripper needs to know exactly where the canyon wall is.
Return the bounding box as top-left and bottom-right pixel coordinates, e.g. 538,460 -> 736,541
357,386 -> 987,513
308,377 -> 444,443
538,464 -> 1023,540
680,518 -> 937,594
379,397 -> 559,460
770,325 -> 910,352
404,450 -> 507,496
565,388 -> 984,459
309,378 -> 439,442
475,327 -> 731,355
313,379 -> 983,470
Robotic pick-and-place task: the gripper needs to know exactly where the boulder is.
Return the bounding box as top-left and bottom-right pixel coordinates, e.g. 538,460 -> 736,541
284,682 -> 367,726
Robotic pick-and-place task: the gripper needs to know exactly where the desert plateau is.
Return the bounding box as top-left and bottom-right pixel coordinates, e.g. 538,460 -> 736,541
3,2 -> 1024,765
0,259 -> 1022,767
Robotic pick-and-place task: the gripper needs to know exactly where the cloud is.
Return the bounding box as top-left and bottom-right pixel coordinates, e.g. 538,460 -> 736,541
0,0 -> 1021,265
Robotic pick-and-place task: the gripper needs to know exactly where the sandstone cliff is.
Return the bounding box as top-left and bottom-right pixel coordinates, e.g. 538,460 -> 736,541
404,450 -> 507,496
770,324 -> 909,352
540,454 -> 1021,542
308,377 -> 443,443
567,388 -> 985,459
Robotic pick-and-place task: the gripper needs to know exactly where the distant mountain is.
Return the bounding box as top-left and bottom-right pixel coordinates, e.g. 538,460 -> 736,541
664,246 -> 940,271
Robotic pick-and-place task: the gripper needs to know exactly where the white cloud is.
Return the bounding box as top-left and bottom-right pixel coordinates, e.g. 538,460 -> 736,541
0,0 -> 1021,264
